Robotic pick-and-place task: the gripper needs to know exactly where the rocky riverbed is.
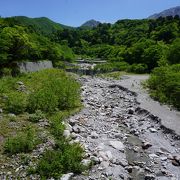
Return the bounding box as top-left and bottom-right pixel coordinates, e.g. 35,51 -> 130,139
66,76 -> 180,180
0,75 -> 179,180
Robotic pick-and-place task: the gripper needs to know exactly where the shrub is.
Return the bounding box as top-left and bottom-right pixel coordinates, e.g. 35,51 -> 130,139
147,64 -> 180,109
28,87 -> 59,113
4,127 -> 38,154
0,68 -> 12,77
5,92 -> 27,114
36,141 -> 85,178
29,110 -> 46,122
128,63 -> 147,74
49,112 -> 66,138
27,69 -> 81,113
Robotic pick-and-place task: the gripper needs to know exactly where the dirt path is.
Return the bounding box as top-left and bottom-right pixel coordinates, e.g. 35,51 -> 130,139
67,76 -> 180,180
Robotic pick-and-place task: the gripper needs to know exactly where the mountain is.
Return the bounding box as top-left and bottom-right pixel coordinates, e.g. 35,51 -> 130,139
81,19 -> 101,28
148,6 -> 180,19
4,16 -> 72,34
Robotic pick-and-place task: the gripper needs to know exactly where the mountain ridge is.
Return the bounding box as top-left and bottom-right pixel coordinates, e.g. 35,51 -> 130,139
148,6 -> 180,19
3,16 -> 72,34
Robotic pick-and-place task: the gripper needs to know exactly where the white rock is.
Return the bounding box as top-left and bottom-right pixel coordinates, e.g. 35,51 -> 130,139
63,130 -> 71,138
66,124 -> 73,132
81,159 -> 91,166
149,128 -> 157,133
90,131 -> 98,139
99,151 -> 109,161
60,173 -> 74,180
149,154 -> 159,159
72,125 -> 81,133
105,151 -> 113,160
17,81 -> 24,85
109,141 -> 125,152
161,156 -> 167,161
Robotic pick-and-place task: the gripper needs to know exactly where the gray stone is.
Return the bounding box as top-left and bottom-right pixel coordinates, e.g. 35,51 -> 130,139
98,151 -> 109,161
125,166 -> 133,173
149,154 -> 159,159
149,128 -> 157,133
63,130 -> 71,138
127,108 -> 134,114
160,156 -> 167,161
60,173 -> 74,180
81,159 -> 91,166
0,108 -> 3,113
90,156 -> 100,164
105,151 -> 113,160
145,174 -> 155,180
109,140 -> 125,152
72,125 -> 81,133
16,81 -> 24,85
142,141 -> 152,150
90,131 -> 98,139
69,119 -> 77,126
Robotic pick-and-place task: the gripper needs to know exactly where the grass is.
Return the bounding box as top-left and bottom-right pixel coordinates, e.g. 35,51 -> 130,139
0,68 -> 85,178
4,126 -> 39,155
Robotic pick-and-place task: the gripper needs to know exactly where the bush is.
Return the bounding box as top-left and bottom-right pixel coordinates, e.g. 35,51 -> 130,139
36,141 -> 85,178
29,110 -> 46,122
49,112 -> 66,138
0,68 -> 12,77
28,87 -> 59,113
147,64 -> 180,109
128,63 -> 147,74
94,62 -> 129,73
27,69 -> 81,113
4,127 -> 38,154
5,92 -> 27,114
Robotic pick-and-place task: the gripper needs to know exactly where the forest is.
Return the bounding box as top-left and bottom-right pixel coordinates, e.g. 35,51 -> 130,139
0,15 -> 179,108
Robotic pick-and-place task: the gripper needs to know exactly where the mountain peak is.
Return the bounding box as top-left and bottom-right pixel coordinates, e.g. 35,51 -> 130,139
148,6 -> 180,19
81,19 -> 101,28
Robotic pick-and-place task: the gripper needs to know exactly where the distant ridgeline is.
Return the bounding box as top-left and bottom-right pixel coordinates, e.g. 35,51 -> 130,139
0,12 -> 180,74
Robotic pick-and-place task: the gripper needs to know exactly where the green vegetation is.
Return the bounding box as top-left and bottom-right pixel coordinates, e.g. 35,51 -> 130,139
4,126 -> 38,154
0,17 -> 74,70
98,71 -> 130,80
147,64 -> 180,109
55,17 -> 180,72
35,142 -> 85,178
0,69 -> 84,178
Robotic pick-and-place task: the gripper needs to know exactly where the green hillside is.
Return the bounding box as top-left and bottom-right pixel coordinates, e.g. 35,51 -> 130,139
3,16 -> 72,35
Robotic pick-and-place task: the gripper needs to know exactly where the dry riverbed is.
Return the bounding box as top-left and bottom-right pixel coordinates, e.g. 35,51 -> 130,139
67,76 -> 180,180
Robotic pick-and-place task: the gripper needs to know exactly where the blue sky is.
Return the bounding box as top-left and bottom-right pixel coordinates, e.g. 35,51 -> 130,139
0,0 -> 179,27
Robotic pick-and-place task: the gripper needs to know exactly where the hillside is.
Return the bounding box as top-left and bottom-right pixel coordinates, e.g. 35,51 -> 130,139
3,16 -> 72,35
148,6 -> 180,19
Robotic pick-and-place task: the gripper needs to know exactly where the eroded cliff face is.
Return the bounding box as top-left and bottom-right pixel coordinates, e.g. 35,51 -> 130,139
17,61 -> 53,73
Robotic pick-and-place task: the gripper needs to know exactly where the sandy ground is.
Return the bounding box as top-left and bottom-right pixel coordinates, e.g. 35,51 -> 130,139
119,75 -> 180,136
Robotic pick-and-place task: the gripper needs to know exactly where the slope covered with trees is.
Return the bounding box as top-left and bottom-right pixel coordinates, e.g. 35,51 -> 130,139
55,16 -> 180,72
0,17 -> 74,69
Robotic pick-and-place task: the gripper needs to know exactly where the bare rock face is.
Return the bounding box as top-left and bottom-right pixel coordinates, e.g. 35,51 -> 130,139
17,60 -> 53,73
